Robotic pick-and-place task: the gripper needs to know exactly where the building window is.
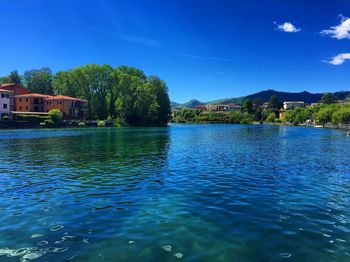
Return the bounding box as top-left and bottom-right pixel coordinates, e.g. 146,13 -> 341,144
3,104 -> 7,109
1,93 -> 4,98
6,94 -> 9,98
26,106 -> 28,110
20,98 -> 22,102
34,98 -> 39,104
26,98 -> 28,102
19,106 -> 22,110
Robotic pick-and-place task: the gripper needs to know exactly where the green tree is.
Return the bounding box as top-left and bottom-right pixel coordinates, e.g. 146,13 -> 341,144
266,112 -> 276,122
147,76 -> 171,126
242,99 -> 253,113
317,107 -> 333,126
268,95 -> 282,109
9,70 -> 22,84
321,93 -> 337,104
24,67 -> 54,94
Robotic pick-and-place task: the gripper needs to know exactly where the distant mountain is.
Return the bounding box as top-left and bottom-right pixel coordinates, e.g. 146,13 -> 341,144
180,99 -> 206,108
171,89 -> 350,109
245,89 -> 323,104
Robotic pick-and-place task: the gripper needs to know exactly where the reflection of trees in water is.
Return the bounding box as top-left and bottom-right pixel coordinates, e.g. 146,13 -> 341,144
5,128 -> 170,176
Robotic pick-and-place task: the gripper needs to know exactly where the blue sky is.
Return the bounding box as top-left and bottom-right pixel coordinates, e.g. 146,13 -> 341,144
1,0 -> 350,103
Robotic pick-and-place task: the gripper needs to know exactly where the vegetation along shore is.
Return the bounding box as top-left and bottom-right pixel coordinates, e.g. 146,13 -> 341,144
172,93 -> 350,129
0,65 -> 171,128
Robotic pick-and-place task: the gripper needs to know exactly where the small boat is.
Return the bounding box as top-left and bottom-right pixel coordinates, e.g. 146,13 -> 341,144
347,131 -> 350,136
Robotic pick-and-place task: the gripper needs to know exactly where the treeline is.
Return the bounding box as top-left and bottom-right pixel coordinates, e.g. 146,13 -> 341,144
173,93 -> 350,126
283,103 -> 350,127
173,109 -> 255,124
0,65 -> 171,126
172,95 -> 283,124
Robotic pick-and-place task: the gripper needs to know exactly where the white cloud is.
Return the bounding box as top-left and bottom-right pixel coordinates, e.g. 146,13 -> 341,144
326,53 -> 350,65
321,15 -> 350,39
275,22 -> 301,33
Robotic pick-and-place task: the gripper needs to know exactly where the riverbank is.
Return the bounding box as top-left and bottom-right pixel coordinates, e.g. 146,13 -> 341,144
0,120 -> 115,129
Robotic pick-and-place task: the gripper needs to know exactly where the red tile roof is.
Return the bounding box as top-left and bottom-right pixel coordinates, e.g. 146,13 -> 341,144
45,95 -> 88,102
15,93 -> 53,98
0,88 -> 13,93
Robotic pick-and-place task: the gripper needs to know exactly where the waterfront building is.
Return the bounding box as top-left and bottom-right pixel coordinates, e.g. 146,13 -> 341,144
0,83 -> 88,120
45,95 -> 88,119
14,93 -> 50,113
0,89 -> 13,119
0,83 -> 30,111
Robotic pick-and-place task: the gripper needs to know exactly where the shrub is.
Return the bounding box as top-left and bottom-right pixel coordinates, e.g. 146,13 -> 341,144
48,109 -> 63,124
78,122 -> 86,127
265,112 -> 276,123
18,115 -> 50,124
97,120 -> 106,127
44,119 -> 55,127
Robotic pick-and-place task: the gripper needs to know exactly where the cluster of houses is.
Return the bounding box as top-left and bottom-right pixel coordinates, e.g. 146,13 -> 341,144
0,83 -> 88,120
195,103 -> 242,111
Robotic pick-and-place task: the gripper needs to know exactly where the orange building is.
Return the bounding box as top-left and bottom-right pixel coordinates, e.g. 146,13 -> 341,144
0,83 -> 30,111
1,83 -> 88,120
45,95 -> 88,119
15,93 -> 51,112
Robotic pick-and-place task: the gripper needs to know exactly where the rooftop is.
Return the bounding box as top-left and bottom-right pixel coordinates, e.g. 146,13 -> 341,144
283,101 -> 305,104
0,88 -> 13,93
15,93 -> 52,98
45,95 -> 88,102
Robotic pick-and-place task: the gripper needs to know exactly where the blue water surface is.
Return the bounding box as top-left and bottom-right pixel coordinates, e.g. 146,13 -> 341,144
0,124 -> 350,261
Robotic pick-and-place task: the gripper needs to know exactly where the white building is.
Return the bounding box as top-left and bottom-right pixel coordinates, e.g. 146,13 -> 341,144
283,101 -> 305,110
0,89 -> 13,119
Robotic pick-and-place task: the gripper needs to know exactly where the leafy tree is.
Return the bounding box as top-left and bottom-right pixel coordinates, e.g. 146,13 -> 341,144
24,67 -> 54,94
52,64 -> 171,126
9,70 -> 22,84
321,93 -> 337,104
253,97 -> 263,107
0,76 -> 10,84
148,76 -> 171,126
242,99 -> 253,113
317,107 -> 333,126
332,106 -> 350,125
266,112 -> 276,122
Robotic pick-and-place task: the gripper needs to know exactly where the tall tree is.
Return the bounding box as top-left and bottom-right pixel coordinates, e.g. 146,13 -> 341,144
24,67 -> 54,94
268,95 -> 280,109
9,70 -> 22,84
147,76 -> 171,125
242,99 -> 253,114
321,93 -> 337,104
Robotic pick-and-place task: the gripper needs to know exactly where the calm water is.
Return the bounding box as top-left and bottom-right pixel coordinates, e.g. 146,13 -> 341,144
1,124 -> 350,262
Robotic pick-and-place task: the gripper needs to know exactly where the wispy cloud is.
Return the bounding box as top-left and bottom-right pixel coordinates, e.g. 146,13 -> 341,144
119,34 -> 161,47
275,22 -> 301,33
86,26 -> 161,47
326,53 -> 350,65
321,15 -> 350,40
177,53 -> 236,62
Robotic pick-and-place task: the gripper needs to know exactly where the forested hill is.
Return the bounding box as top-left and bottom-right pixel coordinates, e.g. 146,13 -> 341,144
172,89 -> 350,108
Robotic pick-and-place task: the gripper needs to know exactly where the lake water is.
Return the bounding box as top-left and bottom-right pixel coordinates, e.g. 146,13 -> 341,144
1,124 -> 350,261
